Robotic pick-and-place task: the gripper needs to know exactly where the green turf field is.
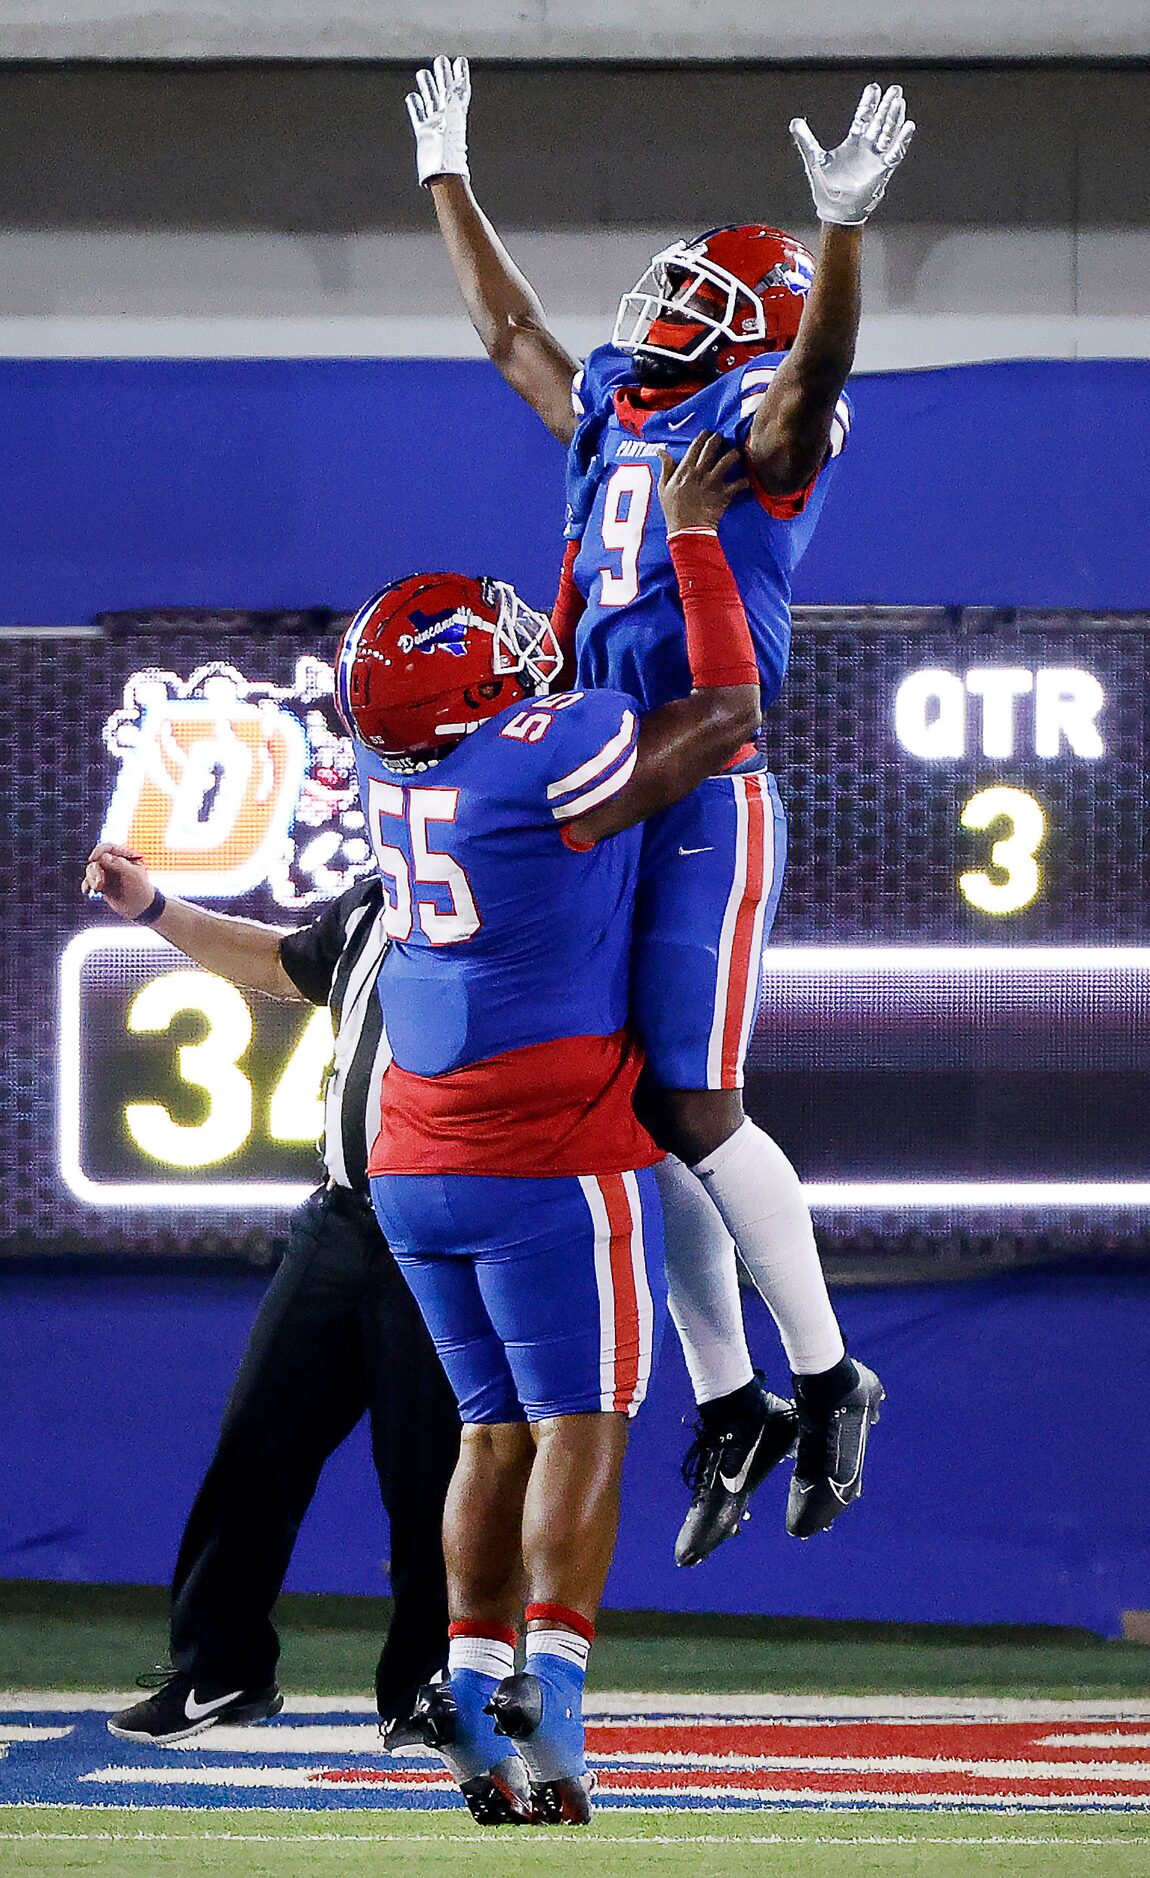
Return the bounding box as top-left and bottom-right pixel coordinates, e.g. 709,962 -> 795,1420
4,1585 -> 1150,1876
2,1809 -> 1149,1877
4,1580 -> 1150,1700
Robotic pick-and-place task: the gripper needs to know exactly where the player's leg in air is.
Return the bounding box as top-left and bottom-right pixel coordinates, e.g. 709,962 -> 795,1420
371,1168 -> 665,1826
405,57 -> 914,1558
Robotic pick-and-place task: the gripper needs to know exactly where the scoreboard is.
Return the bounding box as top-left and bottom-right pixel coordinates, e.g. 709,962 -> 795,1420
3,610 -> 1149,1265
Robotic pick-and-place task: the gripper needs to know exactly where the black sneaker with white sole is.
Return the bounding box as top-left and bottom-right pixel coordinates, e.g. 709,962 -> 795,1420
107,1671 -> 283,1744
787,1360 -> 885,1539
674,1377 -> 799,1567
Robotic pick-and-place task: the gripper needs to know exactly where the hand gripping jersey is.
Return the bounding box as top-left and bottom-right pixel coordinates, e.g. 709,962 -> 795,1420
355,688 -> 658,1178
566,343 -> 851,715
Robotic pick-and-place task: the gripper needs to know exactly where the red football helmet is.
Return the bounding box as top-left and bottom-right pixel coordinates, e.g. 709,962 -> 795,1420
612,225 -> 815,378
335,572 -> 562,761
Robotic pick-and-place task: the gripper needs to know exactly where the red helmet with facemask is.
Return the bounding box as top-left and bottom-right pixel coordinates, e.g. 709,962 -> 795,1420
613,224 -> 815,379
335,573 -> 562,762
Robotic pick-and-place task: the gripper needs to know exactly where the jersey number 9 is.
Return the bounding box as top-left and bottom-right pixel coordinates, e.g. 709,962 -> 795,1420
598,464 -> 654,608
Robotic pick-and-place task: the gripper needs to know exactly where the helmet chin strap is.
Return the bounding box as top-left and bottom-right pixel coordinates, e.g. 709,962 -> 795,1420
633,349 -> 717,390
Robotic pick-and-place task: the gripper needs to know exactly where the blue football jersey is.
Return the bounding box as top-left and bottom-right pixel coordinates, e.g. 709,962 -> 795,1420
566,343 -> 851,715
355,689 -> 643,1077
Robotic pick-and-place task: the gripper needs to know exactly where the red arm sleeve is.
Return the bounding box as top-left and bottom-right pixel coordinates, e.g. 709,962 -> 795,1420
667,528 -> 760,691
551,538 -> 586,683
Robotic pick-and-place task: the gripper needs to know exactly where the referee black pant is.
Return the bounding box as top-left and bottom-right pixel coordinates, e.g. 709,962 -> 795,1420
168,1184 -> 461,1721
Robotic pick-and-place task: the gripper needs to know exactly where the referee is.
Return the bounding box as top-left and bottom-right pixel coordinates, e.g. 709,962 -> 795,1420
81,841 -> 461,1747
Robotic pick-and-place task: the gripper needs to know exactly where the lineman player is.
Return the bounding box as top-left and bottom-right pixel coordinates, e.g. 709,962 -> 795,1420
339,437 -> 759,1824
404,60 -> 915,1557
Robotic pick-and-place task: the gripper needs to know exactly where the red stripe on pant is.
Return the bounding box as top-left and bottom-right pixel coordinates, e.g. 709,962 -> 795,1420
597,1174 -> 640,1413
721,776 -> 767,1088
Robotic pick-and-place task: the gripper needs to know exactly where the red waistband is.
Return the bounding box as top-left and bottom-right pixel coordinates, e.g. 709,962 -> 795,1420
368,1031 -> 662,1179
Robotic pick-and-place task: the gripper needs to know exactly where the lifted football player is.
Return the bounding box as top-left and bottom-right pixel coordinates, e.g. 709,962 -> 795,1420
405,59 -> 915,1561
339,437 -> 758,1825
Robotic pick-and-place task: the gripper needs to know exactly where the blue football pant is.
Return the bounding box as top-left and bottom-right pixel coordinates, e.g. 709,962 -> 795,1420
369,1169 -> 666,1424
632,769 -> 787,1091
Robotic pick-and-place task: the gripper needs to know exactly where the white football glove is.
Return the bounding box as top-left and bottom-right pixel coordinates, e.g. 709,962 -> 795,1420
790,83 -> 915,226
406,54 -> 471,187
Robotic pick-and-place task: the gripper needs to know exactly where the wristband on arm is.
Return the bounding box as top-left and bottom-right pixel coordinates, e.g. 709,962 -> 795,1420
668,529 -> 760,691
133,889 -> 167,925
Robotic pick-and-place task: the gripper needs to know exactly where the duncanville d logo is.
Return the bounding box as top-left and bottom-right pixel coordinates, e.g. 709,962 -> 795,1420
100,659 -> 373,904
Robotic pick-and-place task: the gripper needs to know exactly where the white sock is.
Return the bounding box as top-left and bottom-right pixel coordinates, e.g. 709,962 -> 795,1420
526,1628 -> 591,1673
656,1156 -> 754,1405
692,1120 -> 845,1376
448,1634 -> 515,1681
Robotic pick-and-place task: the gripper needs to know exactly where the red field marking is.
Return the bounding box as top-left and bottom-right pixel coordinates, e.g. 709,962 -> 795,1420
305,1718 -> 1150,1809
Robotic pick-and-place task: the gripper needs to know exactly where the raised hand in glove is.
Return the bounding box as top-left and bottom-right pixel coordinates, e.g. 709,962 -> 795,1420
406,54 -> 471,187
790,83 -> 915,226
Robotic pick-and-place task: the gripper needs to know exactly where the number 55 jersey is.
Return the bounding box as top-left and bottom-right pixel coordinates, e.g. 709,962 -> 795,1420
353,688 -> 661,1180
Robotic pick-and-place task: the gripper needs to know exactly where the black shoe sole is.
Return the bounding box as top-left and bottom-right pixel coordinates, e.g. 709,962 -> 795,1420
531,1775 -> 594,1825
460,1769 -> 538,1826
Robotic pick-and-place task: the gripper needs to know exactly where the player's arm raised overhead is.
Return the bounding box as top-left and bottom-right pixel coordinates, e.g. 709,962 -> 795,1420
746,83 -> 915,500
407,56 -> 579,445
83,843 -> 305,1000
563,433 -> 761,847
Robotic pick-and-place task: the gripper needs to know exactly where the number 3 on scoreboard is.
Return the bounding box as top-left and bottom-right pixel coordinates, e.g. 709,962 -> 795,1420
958,785 -> 1046,916
367,780 -> 480,944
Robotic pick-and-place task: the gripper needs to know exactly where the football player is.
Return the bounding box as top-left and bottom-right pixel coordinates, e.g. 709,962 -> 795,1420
338,437 -> 759,1824
405,58 -> 915,1560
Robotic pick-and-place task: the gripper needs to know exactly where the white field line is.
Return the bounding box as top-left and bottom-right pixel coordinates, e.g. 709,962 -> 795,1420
0,1728 -> 72,1743
1045,1734 -> 1150,1748
71,1770 -> 1150,1808
6,1692 -> 1150,1722
2,1828 -> 1150,1848
100,1722 -> 1150,1774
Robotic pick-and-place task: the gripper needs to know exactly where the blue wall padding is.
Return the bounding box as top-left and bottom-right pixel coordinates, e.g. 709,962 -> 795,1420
2,1265 -> 1146,1635
1,358 -> 1149,623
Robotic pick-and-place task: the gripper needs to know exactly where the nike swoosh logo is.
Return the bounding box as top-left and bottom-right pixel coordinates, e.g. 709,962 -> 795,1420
678,845 -> 713,857
184,1689 -> 244,1722
667,415 -> 694,431
831,1410 -> 872,1502
719,1426 -> 765,1496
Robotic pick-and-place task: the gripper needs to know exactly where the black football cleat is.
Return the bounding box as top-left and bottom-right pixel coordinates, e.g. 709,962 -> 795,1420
410,1678 -> 460,1751
107,1672 -> 282,1744
674,1379 -> 799,1566
379,1711 -> 427,1752
787,1360 -> 885,1538
410,1679 -> 536,1826
486,1671 -> 543,1742
457,1765 -> 539,1827
531,1773 -> 595,1825
487,1672 -> 594,1826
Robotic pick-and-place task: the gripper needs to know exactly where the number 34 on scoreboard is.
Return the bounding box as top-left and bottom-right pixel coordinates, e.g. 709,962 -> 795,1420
59,928 -> 331,1207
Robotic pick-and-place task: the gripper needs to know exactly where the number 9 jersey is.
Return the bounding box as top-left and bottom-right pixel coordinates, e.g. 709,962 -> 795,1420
566,343 -> 851,715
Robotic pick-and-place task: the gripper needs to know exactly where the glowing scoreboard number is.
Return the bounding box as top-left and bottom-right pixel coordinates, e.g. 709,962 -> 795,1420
893,662 -> 1105,918
60,929 -> 332,1207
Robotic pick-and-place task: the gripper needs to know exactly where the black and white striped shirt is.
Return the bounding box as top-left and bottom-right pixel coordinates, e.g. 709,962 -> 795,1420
278,879 -> 391,1192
